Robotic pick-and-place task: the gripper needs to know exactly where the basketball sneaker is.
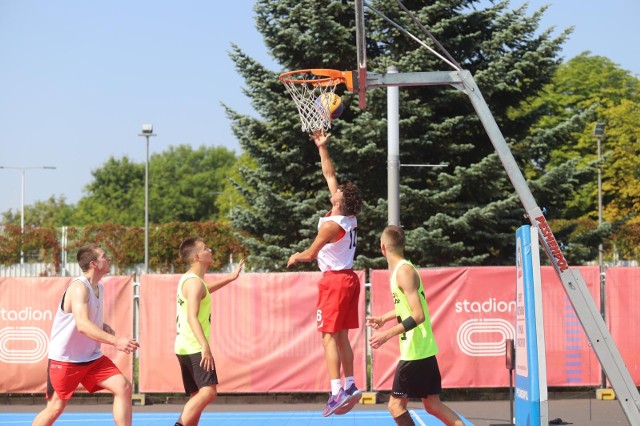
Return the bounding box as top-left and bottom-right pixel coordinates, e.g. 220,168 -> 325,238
334,384 -> 362,415
322,388 -> 349,417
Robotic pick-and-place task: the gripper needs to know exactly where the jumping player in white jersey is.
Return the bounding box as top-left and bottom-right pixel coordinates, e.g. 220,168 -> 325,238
32,244 -> 139,426
287,130 -> 364,417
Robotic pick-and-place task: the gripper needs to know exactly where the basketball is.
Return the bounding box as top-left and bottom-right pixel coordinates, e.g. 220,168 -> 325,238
316,93 -> 344,120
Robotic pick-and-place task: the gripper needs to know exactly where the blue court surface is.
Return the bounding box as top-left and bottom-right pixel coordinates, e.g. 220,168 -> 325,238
1,409 -> 473,425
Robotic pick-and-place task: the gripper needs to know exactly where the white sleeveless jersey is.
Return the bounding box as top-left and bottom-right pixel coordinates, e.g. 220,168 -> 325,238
48,276 -> 103,362
317,212 -> 358,272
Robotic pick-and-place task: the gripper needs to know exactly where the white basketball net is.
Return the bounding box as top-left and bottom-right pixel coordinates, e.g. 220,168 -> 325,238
280,71 -> 341,134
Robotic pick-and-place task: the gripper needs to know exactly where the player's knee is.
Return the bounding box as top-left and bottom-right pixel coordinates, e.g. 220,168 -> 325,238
200,385 -> 217,403
122,378 -> 133,397
321,332 -> 336,348
48,397 -> 67,417
109,375 -> 133,398
422,395 -> 446,413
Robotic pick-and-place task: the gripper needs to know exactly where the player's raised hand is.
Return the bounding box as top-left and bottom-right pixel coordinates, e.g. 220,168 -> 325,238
231,258 -> 245,279
310,130 -> 331,148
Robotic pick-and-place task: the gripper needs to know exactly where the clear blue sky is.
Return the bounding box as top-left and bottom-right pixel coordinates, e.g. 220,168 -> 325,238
1,0 -> 638,216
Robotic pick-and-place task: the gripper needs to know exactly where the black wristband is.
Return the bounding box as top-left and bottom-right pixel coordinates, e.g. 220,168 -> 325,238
401,316 -> 418,332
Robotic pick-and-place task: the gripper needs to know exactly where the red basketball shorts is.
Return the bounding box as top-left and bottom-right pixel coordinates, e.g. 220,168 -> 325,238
316,270 -> 361,333
46,355 -> 122,400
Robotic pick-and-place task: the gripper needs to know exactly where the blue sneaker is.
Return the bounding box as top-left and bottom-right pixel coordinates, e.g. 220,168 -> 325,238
335,384 -> 362,415
322,388 -> 348,417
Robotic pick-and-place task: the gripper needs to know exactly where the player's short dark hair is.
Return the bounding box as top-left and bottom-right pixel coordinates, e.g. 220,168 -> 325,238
339,181 -> 363,216
382,225 -> 405,251
77,244 -> 102,272
179,236 -> 204,264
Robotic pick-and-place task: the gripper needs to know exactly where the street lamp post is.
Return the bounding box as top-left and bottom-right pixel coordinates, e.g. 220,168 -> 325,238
593,122 -> 606,389
138,124 -> 156,274
0,165 -> 56,263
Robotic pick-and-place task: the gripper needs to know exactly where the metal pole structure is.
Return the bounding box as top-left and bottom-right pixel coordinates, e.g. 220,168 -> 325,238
594,122 -> 606,389
0,166 -> 56,264
20,169 -> 25,264
145,136 -> 149,273
387,66 -> 400,226
363,69 -> 640,423
138,125 -> 156,274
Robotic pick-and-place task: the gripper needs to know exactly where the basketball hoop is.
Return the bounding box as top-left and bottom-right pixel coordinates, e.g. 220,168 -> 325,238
279,69 -> 354,134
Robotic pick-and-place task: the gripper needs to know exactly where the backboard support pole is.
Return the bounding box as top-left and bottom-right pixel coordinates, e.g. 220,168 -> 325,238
363,69 -> 640,425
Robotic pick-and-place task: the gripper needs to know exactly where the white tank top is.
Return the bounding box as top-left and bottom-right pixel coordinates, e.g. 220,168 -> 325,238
48,276 -> 103,362
317,212 -> 358,272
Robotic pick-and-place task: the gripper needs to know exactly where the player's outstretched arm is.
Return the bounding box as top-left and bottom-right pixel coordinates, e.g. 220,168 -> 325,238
311,130 -> 339,195
205,258 -> 245,293
287,221 -> 341,267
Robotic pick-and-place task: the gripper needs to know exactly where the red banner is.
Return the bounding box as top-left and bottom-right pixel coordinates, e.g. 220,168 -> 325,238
0,276 -> 134,393
1,267 -> 635,394
539,267 -> 601,387
138,271 -> 367,393
606,268 -> 640,384
370,266 -> 603,390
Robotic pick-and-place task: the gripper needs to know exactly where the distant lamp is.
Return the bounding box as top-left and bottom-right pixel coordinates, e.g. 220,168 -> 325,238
138,124 -> 157,273
593,122 -> 606,138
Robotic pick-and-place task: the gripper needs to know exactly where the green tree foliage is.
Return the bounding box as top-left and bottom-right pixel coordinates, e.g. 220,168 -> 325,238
602,100 -> 640,225
214,153 -> 255,224
150,145 -> 239,223
228,0 -> 571,270
0,222 -> 246,273
522,54 -> 640,263
0,145 -> 244,269
1,196 -> 75,228
74,156 -> 144,225
73,145 -> 238,225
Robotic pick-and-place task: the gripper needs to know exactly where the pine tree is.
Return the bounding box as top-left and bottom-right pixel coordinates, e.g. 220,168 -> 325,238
228,0 -> 572,270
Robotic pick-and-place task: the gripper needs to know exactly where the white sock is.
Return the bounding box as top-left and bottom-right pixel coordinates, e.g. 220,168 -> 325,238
344,376 -> 355,389
331,379 -> 342,395
344,376 -> 356,390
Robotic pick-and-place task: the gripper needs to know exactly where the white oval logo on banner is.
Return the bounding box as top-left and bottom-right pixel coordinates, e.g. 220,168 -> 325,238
457,318 -> 514,357
0,327 -> 49,363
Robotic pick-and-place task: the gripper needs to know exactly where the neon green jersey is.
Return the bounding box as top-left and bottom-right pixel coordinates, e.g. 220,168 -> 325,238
174,272 -> 211,355
391,259 -> 438,360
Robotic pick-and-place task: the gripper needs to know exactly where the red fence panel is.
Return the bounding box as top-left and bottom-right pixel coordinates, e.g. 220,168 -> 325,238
0,276 -> 134,393
606,267 -> 640,385
1,267 -> 635,394
138,271 -> 367,393
370,266 -> 603,390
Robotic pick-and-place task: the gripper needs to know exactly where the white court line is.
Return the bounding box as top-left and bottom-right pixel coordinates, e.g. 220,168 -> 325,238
410,409 -> 428,426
